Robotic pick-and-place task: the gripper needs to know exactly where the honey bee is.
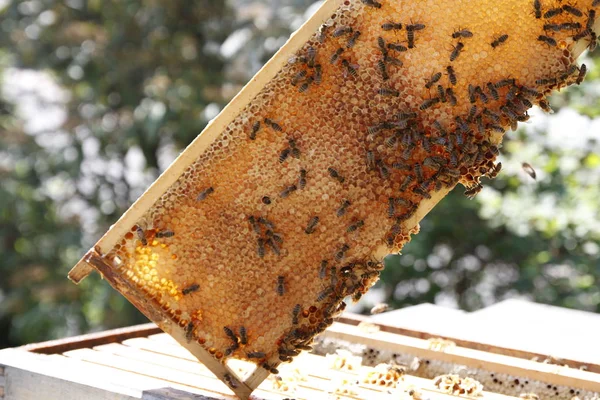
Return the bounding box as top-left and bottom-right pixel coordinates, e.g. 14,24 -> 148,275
446,66 -> 457,85
280,184 -> 297,198
262,362 -> 279,374
346,30 -> 361,48
330,47 -> 344,64
486,82 -> 499,100
257,238 -> 265,258
468,105 -> 478,121
446,88 -> 457,106
328,167 -> 345,183
223,373 -> 239,389
370,303 -> 389,314
475,86 -> 488,103
185,321 -> 195,342
522,162 -> 537,179
333,26 -> 353,37
136,226 -> 147,246
335,244 -> 350,260
501,105 -> 518,120
247,351 -> 266,359
419,97 -> 440,110
425,72 -> 442,89
337,199 -> 351,217
155,230 -> 174,238
317,24 -> 329,43
533,0 -> 541,18
342,59 -> 358,77
384,54 -> 403,67
588,10 -> 596,31
384,135 -> 397,148
576,64 -> 586,85
239,326 -> 248,345
407,30 -> 416,48
487,162 -> 502,179
538,35 -> 557,46
402,143 -> 415,160
437,85 -> 446,102
182,283 -> 200,295
314,64 -> 322,85
330,266 -> 338,286
248,215 -> 260,234
306,46 -> 316,68
279,148 -> 290,163
378,87 -> 400,97
223,326 -> 238,343
305,216 -> 320,234
491,34 -> 509,48
543,7 -> 563,18
298,76 -> 314,93
407,23 -> 426,31
298,169 -> 307,189
361,0 -> 382,8
392,161 -> 410,171
388,197 -> 396,218
452,28 -> 473,39
292,304 -> 301,324
291,70 -> 307,86
483,108 -> 501,122
490,124 -> 505,133
377,159 -> 390,179
319,260 -> 328,279
475,115 -> 484,134
464,183 -> 483,199
413,186 -> 432,199
250,121 -> 260,140
387,43 -> 408,52
449,42 -> 464,61
277,275 -> 285,296
382,22 -> 402,30
266,238 -> 281,256
377,59 -> 389,80
317,287 -> 333,302
196,186 -> 214,201
264,118 -> 282,132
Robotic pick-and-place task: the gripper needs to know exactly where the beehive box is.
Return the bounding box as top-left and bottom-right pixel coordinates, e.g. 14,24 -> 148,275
67,0 -> 600,397
1,307 -> 599,400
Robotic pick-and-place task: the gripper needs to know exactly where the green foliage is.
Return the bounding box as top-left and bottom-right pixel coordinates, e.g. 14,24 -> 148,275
0,0 -> 598,348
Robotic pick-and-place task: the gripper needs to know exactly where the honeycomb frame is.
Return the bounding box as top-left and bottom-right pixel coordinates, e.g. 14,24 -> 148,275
69,0 -> 600,398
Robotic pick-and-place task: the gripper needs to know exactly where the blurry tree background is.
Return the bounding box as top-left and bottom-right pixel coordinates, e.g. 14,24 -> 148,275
0,0 -> 598,349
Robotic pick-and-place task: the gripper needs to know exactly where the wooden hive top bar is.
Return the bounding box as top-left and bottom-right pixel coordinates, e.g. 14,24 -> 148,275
69,0 -> 599,397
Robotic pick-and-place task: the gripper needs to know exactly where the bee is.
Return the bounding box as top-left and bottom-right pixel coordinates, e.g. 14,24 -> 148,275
239,326 -> 248,345
250,121 -> 260,140
377,59 -> 389,80
487,162 -> 502,179
501,105 -> 518,120
317,24 -> 329,43
419,97 -> 440,110
382,22 -> 402,30
298,169 -> 307,189
538,35 -> 557,46
335,244 -> 350,260
522,162 -> 537,179
317,287 -> 333,302
520,97 -> 533,108
483,108 -> 501,123
257,238 -> 265,258
196,186 -> 214,201
182,283 -> 200,295
588,10 -> 597,31
346,30 -> 361,48
223,326 -> 238,343
328,167 -> 345,183
298,76 -> 314,93
330,47 -> 344,64
224,373 -> 239,389
342,59 -> 358,77
543,7 -> 563,18
319,260 -> 328,279
377,36 -> 387,54
533,0 -> 541,18
266,238 -> 280,256
262,196 -> 272,205
292,304 -> 301,324
247,351 -> 266,359
333,26 -> 353,37
475,86 -> 488,103
136,226 -> 147,246
185,321 -> 195,342
402,143 -> 415,160
280,184 -> 297,198
576,64 -> 586,85
468,84 -> 477,103
452,28 -> 473,39
424,157 -> 443,169
279,148 -> 290,163
543,23 -> 562,32
495,78 -> 515,88
337,199 -> 351,217
289,139 -> 300,158
314,64 -> 322,85
248,215 -> 261,234
330,266 -> 338,286
433,85 -> 445,103
475,115 -> 485,134
366,150 -> 376,170
262,362 -> 279,374
407,30 -> 415,48
378,87 -> 400,97
468,105 -> 478,122
539,99 -> 553,113
445,65 -> 457,86
291,70 -> 307,86
490,124 -> 505,133
521,86 -> 540,97
305,216 -> 320,234
450,42 -> 464,61
486,82 -> 499,100
400,175 -> 415,192
446,88 -> 457,106
377,159 -> 390,179
491,34 -> 509,48
388,43 -> 408,52
384,54 -> 403,67
370,303 -> 389,315
155,230 -> 174,239
277,275 -> 285,296
384,135 -> 397,148
425,72 -> 442,89
535,77 -> 556,85
306,46 -> 316,67
388,197 -> 396,218
413,186 -> 432,199
361,0 -> 382,8
433,120 -> 447,135
464,183 -> 483,199
264,118 -> 282,132
407,23 -> 426,31
398,111 -> 417,120
347,220 -> 365,233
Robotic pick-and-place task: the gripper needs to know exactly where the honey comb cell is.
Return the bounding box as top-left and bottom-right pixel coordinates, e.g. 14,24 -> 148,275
70,0 -> 599,397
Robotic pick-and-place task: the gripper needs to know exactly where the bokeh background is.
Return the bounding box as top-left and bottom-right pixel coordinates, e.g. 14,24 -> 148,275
1,0 -> 599,349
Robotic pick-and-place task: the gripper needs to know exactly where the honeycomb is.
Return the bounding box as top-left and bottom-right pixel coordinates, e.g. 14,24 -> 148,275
434,374 -> 485,397
71,0 -> 599,396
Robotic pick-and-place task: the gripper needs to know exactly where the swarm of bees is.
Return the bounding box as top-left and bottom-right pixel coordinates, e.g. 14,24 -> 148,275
86,0 -> 598,396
